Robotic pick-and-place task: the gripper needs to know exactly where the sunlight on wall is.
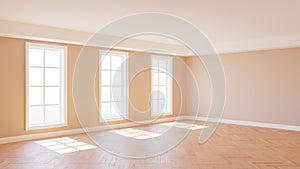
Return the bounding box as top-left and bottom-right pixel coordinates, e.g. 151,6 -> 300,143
114,128 -> 161,139
35,137 -> 97,154
160,122 -> 208,130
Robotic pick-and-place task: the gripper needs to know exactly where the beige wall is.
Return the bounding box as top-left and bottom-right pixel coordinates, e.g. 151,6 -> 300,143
1,35 -> 299,138
186,47 -> 300,126
0,38 -> 79,137
0,37 -> 186,138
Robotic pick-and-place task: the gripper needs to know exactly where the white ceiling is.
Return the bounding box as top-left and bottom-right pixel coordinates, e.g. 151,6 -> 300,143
0,0 -> 300,51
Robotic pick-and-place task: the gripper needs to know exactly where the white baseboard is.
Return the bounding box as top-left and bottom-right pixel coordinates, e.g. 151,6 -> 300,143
0,128 -> 84,145
0,116 -> 181,144
1,115 -> 299,145
184,116 -> 300,131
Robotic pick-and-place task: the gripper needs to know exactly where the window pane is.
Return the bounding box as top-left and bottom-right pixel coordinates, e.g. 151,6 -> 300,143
101,87 -> 111,101
111,87 -> 121,101
151,100 -> 159,115
159,73 -> 167,85
45,68 -> 60,86
159,100 -> 167,114
116,101 -> 125,117
159,60 -> 167,72
29,106 -> 44,125
166,75 -> 172,87
152,72 -> 158,85
151,86 -> 159,99
111,71 -> 121,86
101,71 -> 110,86
111,55 -> 122,70
29,48 -> 43,67
45,50 -> 60,67
101,55 -> 110,70
45,106 -> 61,123
166,98 -> 171,113
29,87 -> 43,105
101,102 -> 110,117
158,86 -> 167,99
111,102 -> 122,118
29,68 -> 43,86
45,87 -> 60,104
152,59 -> 159,72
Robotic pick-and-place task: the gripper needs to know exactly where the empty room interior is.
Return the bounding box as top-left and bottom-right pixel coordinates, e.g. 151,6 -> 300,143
0,0 -> 300,168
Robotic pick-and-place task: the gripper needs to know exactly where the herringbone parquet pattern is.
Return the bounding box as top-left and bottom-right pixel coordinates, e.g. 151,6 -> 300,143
0,121 -> 299,169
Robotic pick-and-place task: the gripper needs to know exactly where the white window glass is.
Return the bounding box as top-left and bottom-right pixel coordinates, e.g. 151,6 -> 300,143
101,71 -> 110,86
29,106 -> 44,124
100,51 -> 128,120
45,50 -> 60,67
159,86 -> 167,99
101,103 -> 111,117
28,49 -> 43,66
26,43 -> 67,130
101,55 -> 110,70
111,87 -> 121,101
151,56 -> 172,116
152,72 -> 158,85
101,87 -> 111,102
111,102 -> 121,116
45,68 -> 60,86
111,55 -> 122,70
152,86 -> 159,99
45,106 -> 61,123
45,87 -> 60,104
159,73 -> 167,85
29,68 -> 43,86
111,71 -> 121,85
29,87 -> 44,105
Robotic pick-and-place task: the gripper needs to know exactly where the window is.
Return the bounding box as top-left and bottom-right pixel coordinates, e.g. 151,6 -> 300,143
99,50 -> 128,120
26,43 -> 67,130
151,55 -> 173,116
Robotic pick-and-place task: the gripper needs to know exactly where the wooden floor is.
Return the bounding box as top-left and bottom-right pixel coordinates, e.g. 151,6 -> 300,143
0,121 -> 300,169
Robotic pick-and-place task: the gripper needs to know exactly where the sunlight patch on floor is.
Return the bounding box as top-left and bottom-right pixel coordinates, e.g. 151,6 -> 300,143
35,137 -> 97,154
114,128 -> 161,139
160,122 -> 208,130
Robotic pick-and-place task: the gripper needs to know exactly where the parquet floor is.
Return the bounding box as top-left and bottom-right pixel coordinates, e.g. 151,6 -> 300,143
0,121 -> 300,169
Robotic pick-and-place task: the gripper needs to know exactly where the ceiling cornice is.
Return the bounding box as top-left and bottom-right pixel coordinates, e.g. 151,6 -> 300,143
1,20 -> 300,56
0,20 -> 190,56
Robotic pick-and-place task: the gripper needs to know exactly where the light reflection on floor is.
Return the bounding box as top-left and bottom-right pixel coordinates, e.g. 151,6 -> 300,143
114,128 -> 161,139
35,137 -> 97,154
160,122 -> 208,130
35,122 -> 206,154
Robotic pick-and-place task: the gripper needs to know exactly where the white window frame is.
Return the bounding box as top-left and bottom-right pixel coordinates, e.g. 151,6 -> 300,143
151,55 -> 173,116
99,50 -> 128,121
26,42 -> 67,130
